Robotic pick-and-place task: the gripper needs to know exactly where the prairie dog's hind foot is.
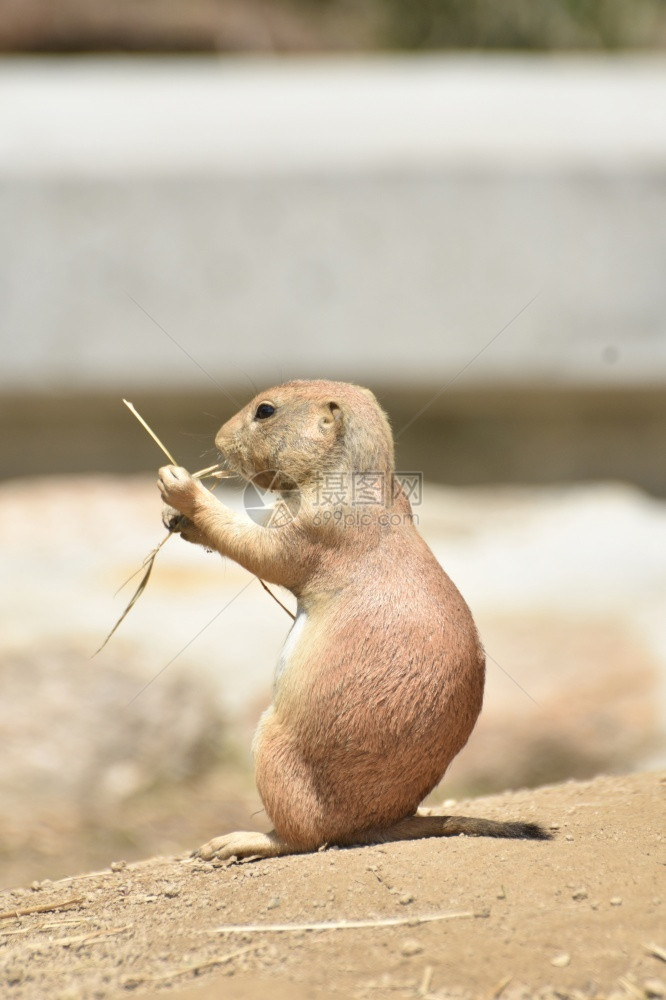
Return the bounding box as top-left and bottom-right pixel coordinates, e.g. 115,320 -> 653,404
193,830 -> 295,863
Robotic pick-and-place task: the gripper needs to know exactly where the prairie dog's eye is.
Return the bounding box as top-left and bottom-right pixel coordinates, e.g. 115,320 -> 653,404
255,403 -> 276,420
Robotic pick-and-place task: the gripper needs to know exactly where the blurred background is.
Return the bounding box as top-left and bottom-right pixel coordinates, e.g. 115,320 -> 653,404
1,0 -> 665,887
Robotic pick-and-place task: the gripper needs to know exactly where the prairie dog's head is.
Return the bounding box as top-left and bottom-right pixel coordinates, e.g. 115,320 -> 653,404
215,380 -> 394,490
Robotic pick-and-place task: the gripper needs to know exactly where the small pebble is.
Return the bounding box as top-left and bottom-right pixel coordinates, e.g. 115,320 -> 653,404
400,939 -> 423,957
644,978 -> 666,998
163,885 -> 180,898
267,897 -> 281,910
565,834 -> 575,842
610,896 -> 622,906
399,893 -> 415,905
110,860 -> 127,872
4,965 -> 23,985
572,888 -> 588,901
550,952 -> 571,968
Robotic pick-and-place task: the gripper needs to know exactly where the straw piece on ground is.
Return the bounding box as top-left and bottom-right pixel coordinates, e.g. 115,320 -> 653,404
0,897 -> 84,921
57,925 -> 132,948
488,974 -> 513,1000
0,919 -> 85,938
209,911 -> 475,934
418,964 -> 434,996
618,977 -> 647,1000
123,944 -> 260,986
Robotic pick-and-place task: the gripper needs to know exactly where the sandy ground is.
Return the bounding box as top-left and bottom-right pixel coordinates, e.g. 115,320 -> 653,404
1,771 -> 664,1000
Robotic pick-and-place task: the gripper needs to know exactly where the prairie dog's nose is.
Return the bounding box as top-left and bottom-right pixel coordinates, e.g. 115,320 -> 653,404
214,421 -> 233,455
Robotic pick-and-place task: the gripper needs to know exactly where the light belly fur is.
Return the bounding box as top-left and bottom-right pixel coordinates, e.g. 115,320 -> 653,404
274,610 -> 307,688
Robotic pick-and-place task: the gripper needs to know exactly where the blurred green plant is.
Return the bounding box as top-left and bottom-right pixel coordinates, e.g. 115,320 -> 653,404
0,0 -> 664,53
378,0 -> 665,50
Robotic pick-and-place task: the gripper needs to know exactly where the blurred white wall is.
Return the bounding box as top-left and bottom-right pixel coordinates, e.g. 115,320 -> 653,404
1,55 -> 665,392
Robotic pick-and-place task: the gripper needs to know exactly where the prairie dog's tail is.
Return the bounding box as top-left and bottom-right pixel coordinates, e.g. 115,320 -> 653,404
432,815 -> 552,840
349,813 -> 552,847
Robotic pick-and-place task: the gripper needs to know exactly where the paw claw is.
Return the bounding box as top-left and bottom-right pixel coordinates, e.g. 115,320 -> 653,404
162,505 -> 185,532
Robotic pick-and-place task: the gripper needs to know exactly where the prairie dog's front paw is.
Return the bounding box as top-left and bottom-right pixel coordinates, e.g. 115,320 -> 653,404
157,465 -> 201,518
162,505 -> 208,547
162,504 -> 185,533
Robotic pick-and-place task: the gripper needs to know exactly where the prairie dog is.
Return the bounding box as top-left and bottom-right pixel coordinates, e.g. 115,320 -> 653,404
158,380 -> 548,859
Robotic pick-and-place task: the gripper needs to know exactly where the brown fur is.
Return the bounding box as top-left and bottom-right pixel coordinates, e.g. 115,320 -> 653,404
158,380 -> 549,860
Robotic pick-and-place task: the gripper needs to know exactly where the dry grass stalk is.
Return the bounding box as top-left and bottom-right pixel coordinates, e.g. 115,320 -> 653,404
417,965 -> 434,997
0,919 -> 86,938
0,897 -> 84,921
618,978 -> 648,999
192,463 -> 227,479
258,578 -> 296,620
57,925 -> 132,948
209,910 -> 474,934
122,399 -> 177,464
94,532 -> 171,655
123,943 -> 260,986
487,975 -> 513,1000
96,399 -> 293,654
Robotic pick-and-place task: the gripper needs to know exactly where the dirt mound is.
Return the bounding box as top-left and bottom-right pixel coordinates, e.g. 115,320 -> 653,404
1,771 -> 663,1000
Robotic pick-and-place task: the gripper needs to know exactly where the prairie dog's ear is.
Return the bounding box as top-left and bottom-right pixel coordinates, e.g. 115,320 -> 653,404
319,400 -> 342,430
